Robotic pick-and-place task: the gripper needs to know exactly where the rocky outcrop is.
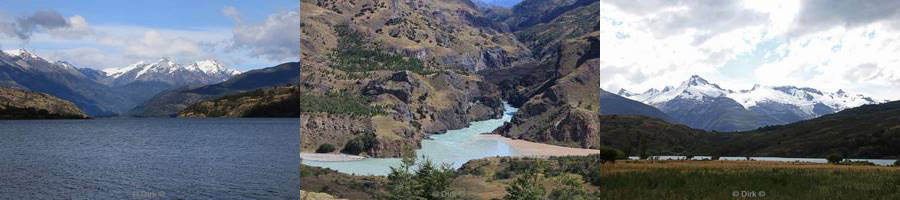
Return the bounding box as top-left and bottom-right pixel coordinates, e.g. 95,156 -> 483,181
302,0 -> 534,72
0,87 -> 88,119
300,190 -> 346,200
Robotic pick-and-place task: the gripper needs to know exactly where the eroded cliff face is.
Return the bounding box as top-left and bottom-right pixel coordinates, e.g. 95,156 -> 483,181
300,68 -> 503,157
0,87 -> 88,119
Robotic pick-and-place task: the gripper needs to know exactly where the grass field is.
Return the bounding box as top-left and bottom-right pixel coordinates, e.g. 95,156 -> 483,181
302,158 -> 900,199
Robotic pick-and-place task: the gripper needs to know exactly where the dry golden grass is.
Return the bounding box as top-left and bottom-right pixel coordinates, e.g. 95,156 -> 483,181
607,160 -> 900,172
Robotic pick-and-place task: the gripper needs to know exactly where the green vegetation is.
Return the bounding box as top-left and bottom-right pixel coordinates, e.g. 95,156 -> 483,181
548,174 -> 588,200
713,101 -> 900,158
638,134 -> 650,160
597,147 -> 625,164
387,153 -> 456,200
300,154 -> 900,199
458,156 -> 900,200
586,165 -> 900,199
244,87 -> 301,117
504,165 -> 546,200
329,24 -> 433,76
299,92 -> 384,117
341,132 -> 377,156
316,143 -> 336,153
300,164 -> 388,199
827,153 -> 844,164
895,160 -> 900,166
0,107 -> 87,119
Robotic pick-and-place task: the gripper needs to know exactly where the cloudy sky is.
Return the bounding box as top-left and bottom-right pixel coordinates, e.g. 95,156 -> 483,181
0,0 -> 298,71
600,0 -> 900,100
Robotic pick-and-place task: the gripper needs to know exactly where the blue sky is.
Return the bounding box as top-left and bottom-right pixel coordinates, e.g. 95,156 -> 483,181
600,0 -> 900,100
0,0 -> 299,71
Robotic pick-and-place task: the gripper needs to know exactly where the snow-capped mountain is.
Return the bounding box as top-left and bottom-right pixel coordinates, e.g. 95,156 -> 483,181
102,58 -> 240,87
618,75 -> 887,132
1,49 -> 132,115
1,49 -> 85,77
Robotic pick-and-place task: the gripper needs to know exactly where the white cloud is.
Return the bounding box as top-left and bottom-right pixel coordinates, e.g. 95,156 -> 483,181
228,7 -> 300,62
599,0 -> 773,93
756,23 -> 900,100
46,15 -> 93,39
222,6 -> 242,23
602,0 -> 899,100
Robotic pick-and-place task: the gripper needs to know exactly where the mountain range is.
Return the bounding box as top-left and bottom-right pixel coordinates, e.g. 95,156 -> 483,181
0,49 -> 241,116
618,75 -> 886,132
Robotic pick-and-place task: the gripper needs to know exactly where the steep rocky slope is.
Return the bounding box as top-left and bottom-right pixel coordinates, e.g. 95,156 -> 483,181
295,0 -> 516,158
301,0 -> 533,72
300,68 -> 504,157
0,87 -> 88,119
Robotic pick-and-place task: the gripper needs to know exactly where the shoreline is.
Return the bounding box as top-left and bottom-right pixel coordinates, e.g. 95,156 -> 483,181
300,152 -> 366,162
480,134 -> 602,157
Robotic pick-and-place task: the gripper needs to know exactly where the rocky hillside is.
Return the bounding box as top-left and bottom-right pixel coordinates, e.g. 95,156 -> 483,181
296,13 -> 507,157
0,87 -> 88,119
300,0 -> 533,72
486,1 -> 656,151
178,86 -> 300,118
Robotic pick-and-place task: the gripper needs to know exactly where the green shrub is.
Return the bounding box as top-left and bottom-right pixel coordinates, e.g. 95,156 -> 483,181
894,160 -> 900,167
387,155 -> 456,200
597,148 -> 625,164
299,92 -> 384,117
329,24 -> 433,76
341,133 -> 376,155
316,143 -> 336,153
826,153 -> 843,164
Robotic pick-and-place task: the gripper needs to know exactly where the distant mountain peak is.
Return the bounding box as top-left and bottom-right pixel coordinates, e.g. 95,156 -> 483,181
53,61 -> 76,69
617,88 -> 633,96
622,77 -> 886,122
2,49 -> 40,60
687,75 -> 708,85
101,58 -> 241,87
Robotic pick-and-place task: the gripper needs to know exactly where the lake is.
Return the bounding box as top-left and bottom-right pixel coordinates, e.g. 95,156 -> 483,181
0,118 -> 300,199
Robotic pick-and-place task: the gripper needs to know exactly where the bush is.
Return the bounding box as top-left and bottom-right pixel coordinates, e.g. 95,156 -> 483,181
895,160 -> 900,167
826,153 -> 843,164
685,155 -> 695,160
316,143 -> 336,153
711,155 -> 721,160
597,148 -> 625,164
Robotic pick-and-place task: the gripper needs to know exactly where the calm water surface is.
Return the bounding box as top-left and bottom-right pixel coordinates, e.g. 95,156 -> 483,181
0,118 -> 300,199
